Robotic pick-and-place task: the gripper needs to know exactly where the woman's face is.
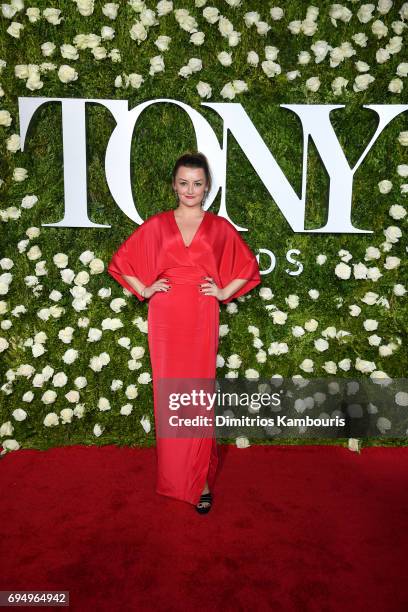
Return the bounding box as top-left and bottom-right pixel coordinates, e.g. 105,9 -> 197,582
173,166 -> 208,208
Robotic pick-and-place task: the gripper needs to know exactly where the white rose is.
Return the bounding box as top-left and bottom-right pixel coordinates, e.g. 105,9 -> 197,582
190,32 -> 205,45
218,15 -> 234,38
1,439 -> 20,453
353,32 -> 368,47
378,179 -> 393,194
298,51 -> 311,65
310,40 -> 331,64
21,194 -> 38,209
304,319 -> 318,332
287,70 -> 301,81
6,133 -> 20,152
61,44 -> 79,60
302,19 -> 318,36
102,3 -> 119,20
353,262 -> 368,279
363,319 -> 378,331
306,76 -> 320,92
98,397 -> 111,411
378,0 -> 393,15
349,304 -> 361,317
43,8 -> 63,25
314,338 -> 329,352
316,254 -> 327,265
65,390 -> 80,403
271,310 -> 287,325
125,384 -> 138,399
15,64 -> 29,79
396,62 -> 408,77
52,372 -> 67,387
140,8 -> 157,27
7,21 -> 24,38
335,262 -> 351,279
243,11 -> 260,27
393,284 -> 406,296
232,80 -> 248,94
154,35 -> 171,53
368,334 -> 382,346
332,76 -> 348,95
220,82 -> 236,100
93,423 -> 104,437
395,392 -> 408,407
285,294 -> 299,309
353,74 -> 375,92
125,73 -> 142,89
391,21 -> 405,35
12,408 -> 26,421
384,256 -> 400,270
397,164 -> 408,178
13,167 -> 28,181
129,21 -> 147,45
53,253 -> 68,269
227,354 -> 242,369
355,358 -> 376,373
323,361 -> 337,374
361,291 -> 379,305
256,21 -> 270,36
203,7 -> 219,24
270,7 -> 284,20
372,19 -> 388,38
58,65 -> 78,83
261,60 -> 281,78
265,46 -> 279,61
355,60 -> 370,72
338,358 -> 351,371
235,436 -> 250,448
388,78 -> 403,93
92,47 -> 108,61
120,404 -> 133,416
247,51 -> 259,66
217,51 -> 232,67
89,257 -> 105,274
384,225 -> 402,243
268,343 -> 288,357
259,287 -> 273,300
62,349 -> 78,364
365,246 -> 381,260
299,359 -> 314,373
388,204 -> 406,220
196,81 -> 211,98
292,325 -> 305,337
149,55 -> 165,75
43,412 -> 59,426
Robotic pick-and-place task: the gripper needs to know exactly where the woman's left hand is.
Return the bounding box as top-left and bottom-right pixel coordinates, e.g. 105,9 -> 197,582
200,276 -> 224,301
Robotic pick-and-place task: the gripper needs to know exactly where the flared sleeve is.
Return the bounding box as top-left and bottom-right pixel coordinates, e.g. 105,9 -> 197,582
217,218 -> 261,304
107,219 -> 159,302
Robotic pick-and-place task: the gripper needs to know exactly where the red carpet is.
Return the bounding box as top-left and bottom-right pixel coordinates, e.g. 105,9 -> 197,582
0,444 -> 407,611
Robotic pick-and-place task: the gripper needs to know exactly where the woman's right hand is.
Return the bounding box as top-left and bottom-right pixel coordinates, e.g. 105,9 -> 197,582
143,278 -> 171,298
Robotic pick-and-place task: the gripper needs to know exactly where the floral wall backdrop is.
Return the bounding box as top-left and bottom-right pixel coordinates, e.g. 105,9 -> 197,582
0,0 -> 407,454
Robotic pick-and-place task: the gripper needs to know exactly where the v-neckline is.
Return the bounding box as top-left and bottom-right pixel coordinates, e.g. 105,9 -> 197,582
172,209 -> 207,249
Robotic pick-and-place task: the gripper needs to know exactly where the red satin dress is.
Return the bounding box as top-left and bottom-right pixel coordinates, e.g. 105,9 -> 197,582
108,209 -> 261,505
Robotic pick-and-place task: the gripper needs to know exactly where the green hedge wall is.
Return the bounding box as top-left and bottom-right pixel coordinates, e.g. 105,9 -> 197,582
0,0 -> 407,452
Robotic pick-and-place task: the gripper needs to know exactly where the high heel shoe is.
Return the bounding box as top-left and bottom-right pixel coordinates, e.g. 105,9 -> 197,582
195,491 -> 212,514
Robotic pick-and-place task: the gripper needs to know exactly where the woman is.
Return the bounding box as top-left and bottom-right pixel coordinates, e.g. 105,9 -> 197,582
108,152 -> 261,514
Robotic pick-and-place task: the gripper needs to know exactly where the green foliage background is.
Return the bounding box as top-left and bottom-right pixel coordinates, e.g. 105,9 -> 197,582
0,1 -> 407,450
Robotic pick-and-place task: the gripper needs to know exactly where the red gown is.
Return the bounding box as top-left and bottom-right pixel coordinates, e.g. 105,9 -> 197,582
107,209 -> 261,505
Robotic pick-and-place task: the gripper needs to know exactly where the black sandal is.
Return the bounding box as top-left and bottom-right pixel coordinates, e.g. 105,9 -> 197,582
195,492 -> 212,514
